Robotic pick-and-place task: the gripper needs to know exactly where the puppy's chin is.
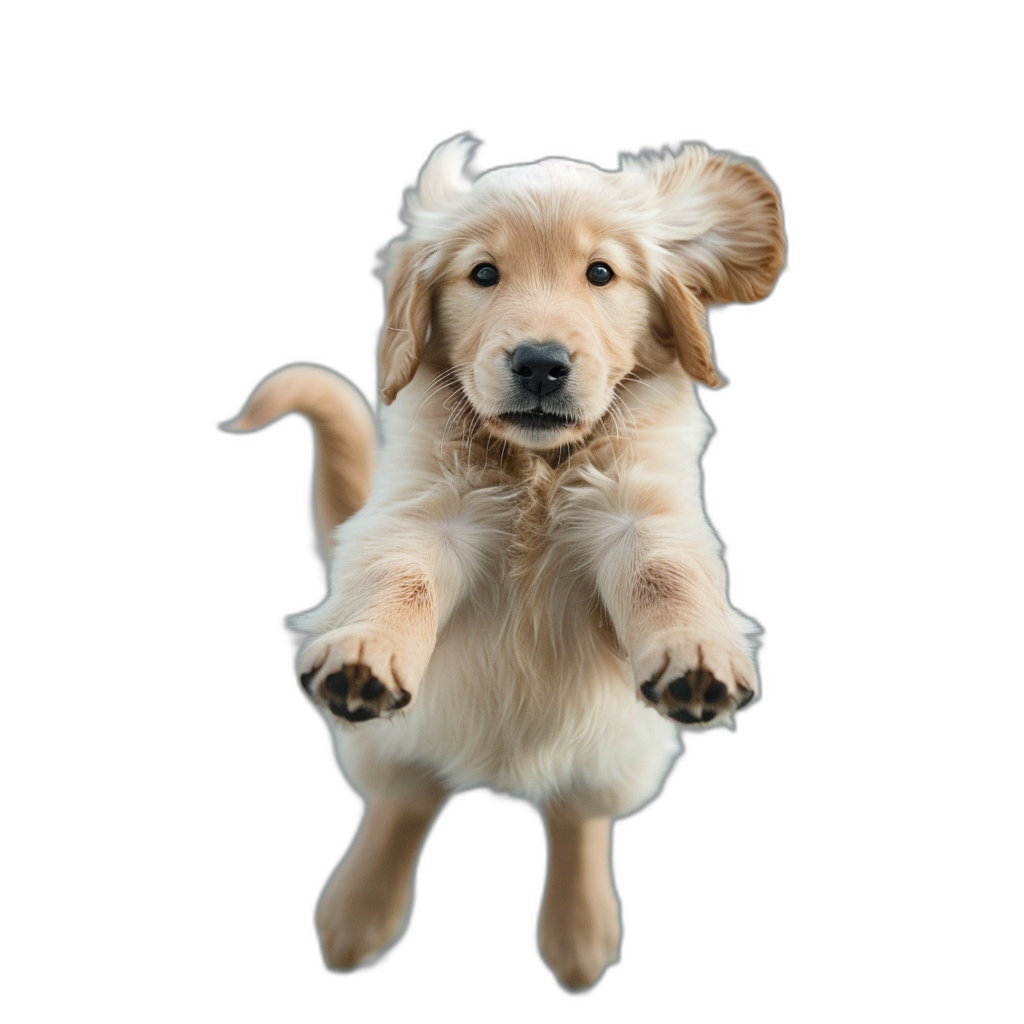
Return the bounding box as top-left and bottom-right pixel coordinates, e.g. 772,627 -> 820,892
484,411 -> 589,451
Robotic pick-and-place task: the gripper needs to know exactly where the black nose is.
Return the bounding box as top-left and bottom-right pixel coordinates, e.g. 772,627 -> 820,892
509,342 -> 571,397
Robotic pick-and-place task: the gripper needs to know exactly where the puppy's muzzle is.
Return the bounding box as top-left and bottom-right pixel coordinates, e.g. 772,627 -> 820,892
509,342 -> 571,397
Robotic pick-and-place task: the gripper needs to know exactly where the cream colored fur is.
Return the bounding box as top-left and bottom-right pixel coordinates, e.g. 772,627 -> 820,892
229,137 -> 784,989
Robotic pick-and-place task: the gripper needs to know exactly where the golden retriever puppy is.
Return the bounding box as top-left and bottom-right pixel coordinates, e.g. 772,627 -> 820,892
227,136 -> 784,990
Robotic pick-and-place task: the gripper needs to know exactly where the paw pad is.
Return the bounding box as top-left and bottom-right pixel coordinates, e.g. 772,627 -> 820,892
301,662 -> 410,723
641,663 -> 753,726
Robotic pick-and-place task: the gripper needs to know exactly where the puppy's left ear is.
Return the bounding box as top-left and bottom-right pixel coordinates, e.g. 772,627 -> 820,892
379,241 -> 431,404
630,146 -> 785,386
379,135 -> 478,404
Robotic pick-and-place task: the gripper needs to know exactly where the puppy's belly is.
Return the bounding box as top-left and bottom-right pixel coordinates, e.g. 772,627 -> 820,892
334,611 -> 681,811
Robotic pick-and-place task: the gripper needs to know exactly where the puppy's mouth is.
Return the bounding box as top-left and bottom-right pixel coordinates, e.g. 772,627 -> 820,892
498,409 -> 580,432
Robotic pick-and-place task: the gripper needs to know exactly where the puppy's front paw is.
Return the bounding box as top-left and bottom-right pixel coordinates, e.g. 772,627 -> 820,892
636,638 -> 756,726
298,628 -> 414,723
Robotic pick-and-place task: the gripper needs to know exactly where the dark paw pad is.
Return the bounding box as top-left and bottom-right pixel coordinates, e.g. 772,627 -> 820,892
642,663 -> 754,726
301,663 -> 410,723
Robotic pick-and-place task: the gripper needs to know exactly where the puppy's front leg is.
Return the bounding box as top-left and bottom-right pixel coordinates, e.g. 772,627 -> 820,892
290,485 -> 477,720
591,498 -> 758,726
298,565 -> 438,722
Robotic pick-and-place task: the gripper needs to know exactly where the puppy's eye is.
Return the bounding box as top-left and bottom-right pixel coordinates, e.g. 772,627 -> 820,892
586,262 -> 614,286
470,263 -> 500,287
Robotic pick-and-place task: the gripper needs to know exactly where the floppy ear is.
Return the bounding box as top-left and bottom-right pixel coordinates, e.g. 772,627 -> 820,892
379,134 -> 479,404
628,145 -> 784,385
656,275 -> 723,388
379,241 -> 431,404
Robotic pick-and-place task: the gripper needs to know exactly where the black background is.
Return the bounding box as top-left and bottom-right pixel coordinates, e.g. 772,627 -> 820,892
184,99 -> 856,1011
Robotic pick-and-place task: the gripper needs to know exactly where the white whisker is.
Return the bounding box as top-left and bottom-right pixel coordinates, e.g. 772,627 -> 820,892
439,395 -> 469,458
413,363 -> 473,420
625,369 -> 671,400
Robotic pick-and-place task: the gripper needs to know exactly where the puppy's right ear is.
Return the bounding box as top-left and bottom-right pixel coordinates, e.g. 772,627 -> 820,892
379,241 -> 431,404
379,135 -> 479,405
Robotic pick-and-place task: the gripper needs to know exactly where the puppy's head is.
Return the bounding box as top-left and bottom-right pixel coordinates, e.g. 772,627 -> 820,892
379,136 -> 784,451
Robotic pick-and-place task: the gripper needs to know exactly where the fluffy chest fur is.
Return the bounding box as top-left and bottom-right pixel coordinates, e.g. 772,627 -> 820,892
314,378 -> 698,798
374,366 -> 705,662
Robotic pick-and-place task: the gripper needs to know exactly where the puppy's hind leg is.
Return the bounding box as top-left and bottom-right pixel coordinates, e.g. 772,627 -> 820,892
316,786 -> 447,970
537,804 -> 621,991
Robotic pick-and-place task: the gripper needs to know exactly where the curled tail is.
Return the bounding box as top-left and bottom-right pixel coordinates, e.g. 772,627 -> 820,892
222,364 -> 375,562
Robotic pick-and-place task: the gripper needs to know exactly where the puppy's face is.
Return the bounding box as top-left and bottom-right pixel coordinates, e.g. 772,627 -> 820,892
378,140 -> 785,452
431,186 -> 657,450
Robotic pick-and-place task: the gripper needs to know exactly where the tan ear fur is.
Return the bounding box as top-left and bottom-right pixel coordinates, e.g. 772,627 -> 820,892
379,242 -> 432,404
378,137 -> 477,404
657,276 -> 722,388
671,155 -> 784,304
629,145 -> 783,385
638,147 -> 784,305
